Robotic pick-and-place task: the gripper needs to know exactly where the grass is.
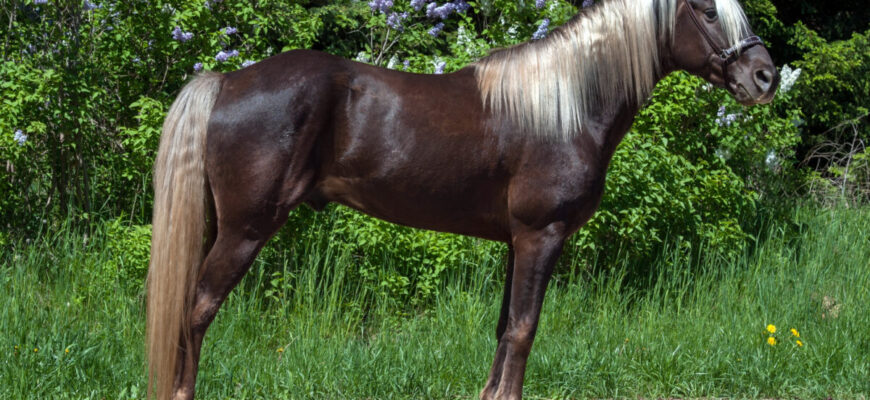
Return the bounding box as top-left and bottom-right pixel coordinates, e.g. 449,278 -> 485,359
1,206 -> 869,399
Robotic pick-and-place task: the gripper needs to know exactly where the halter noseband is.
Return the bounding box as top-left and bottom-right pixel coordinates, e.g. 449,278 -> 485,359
682,0 -> 763,66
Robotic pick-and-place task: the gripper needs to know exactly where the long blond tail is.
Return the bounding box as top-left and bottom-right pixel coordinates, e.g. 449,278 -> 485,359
147,72 -> 222,400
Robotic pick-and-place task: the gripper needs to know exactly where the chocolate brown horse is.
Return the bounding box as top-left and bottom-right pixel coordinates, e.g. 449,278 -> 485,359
147,0 -> 778,398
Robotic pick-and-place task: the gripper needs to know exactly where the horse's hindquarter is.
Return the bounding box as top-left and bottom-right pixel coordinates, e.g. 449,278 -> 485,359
315,62 -> 516,241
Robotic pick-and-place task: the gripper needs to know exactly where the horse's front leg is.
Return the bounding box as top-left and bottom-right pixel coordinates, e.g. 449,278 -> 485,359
481,226 -> 565,400
480,245 -> 515,399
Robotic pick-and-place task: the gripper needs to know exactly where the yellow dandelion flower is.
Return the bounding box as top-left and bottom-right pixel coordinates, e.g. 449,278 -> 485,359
796,340 -> 803,347
34,348 -> 38,353
766,324 -> 776,334
276,347 -> 284,354
13,345 -> 19,350
790,328 -> 799,337
65,348 -> 70,354
767,337 -> 776,346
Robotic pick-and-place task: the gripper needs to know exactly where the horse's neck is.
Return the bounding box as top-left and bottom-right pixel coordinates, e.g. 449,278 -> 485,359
577,67 -> 668,168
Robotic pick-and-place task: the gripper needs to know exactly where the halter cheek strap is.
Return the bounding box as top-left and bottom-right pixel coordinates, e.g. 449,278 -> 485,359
681,0 -> 764,75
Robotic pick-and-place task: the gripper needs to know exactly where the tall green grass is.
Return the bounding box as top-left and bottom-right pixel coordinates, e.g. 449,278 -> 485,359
1,206 -> 868,399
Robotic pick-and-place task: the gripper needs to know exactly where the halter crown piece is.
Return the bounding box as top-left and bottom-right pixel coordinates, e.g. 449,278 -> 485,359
682,0 -> 763,65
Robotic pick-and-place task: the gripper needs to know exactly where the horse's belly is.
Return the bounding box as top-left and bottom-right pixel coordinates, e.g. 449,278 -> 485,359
311,175 -> 510,241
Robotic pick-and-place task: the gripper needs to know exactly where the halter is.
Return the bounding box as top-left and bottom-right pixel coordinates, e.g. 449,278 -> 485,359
681,0 -> 763,68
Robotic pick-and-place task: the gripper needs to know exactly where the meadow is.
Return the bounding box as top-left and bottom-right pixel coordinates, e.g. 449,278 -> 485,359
2,205 -> 868,399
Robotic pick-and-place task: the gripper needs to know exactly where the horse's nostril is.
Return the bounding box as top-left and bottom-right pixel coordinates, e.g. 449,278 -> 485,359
754,69 -> 773,91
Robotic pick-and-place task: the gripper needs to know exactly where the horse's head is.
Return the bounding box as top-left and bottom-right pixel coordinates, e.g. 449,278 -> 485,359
667,0 -> 778,105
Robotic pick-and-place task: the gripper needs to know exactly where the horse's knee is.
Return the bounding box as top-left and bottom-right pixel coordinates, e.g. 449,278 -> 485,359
502,320 -> 537,351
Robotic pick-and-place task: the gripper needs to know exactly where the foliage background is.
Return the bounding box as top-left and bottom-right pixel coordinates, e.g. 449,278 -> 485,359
0,0 -> 867,306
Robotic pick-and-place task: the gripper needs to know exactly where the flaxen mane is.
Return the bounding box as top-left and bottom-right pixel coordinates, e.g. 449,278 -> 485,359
474,0 -> 752,140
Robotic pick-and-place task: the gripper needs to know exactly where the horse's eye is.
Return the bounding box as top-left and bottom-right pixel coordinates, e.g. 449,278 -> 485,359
704,9 -> 718,20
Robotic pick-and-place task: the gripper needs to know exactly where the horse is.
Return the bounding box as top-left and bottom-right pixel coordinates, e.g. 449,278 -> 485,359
146,0 -> 778,398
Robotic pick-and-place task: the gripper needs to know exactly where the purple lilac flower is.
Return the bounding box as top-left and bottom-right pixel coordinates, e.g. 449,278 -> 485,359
241,60 -> 256,68
215,49 -> 239,62
193,62 -> 203,72
411,0 -> 426,11
34,0 -> 48,4
403,60 -> 410,70
13,130 -> 27,146
172,26 -> 194,42
715,107 -> 741,126
427,2 -> 455,19
535,0 -> 546,9
582,0 -> 594,8
434,61 -> 446,74
223,26 -> 238,35
428,22 -> 445,37
83,0 -> 101,11
387,12 -> 409,31
531,18 -> 550,40
453,0 -> 470,13
205,0 -> 222,10
368,0 -> 393,13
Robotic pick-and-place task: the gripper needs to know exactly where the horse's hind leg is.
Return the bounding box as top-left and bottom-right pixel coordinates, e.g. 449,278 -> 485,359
173,158 -> 317,399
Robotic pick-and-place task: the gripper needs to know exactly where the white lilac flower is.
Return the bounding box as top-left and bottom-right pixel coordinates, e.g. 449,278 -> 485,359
507,25 -> 518,40
434,61 -> 446,74
457,25 -> 482,57
355,51 -> 371,63
193,62 -> 203,72
428,22 -> 445,37
13,129 -> 27,146
223,26 -> 238,35
532,18 -> 550,40
779,64 -> 802,94
714,148 -> 732,161
241,60 -> 255,68
387,55 -> 399,69
765,150 -> 779,171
